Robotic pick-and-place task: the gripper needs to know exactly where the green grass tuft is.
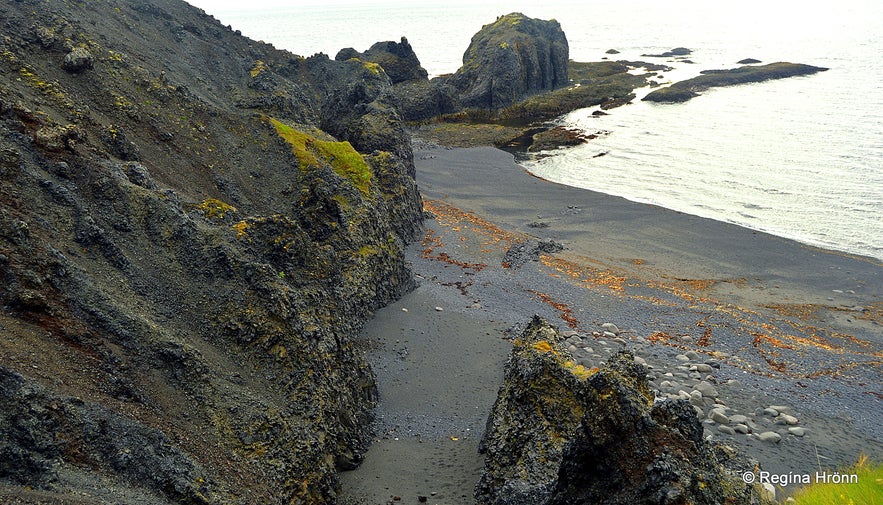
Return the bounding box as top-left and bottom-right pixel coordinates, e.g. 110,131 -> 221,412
786,456 -> 882,505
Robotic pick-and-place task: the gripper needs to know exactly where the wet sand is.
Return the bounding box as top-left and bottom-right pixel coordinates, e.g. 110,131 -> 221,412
340,142 -> 882,504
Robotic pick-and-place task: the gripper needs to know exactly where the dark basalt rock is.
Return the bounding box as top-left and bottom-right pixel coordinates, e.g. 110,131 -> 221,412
0,0 -> 423,503
450,12 -> 569,109
643,62 -> 828,103
642,47 -> 692,58
475,316 -> 769,505
336,37 -> 429,84
738,58 -> 762,64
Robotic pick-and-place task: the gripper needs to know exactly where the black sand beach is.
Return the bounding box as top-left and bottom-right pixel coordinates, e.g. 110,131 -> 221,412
340,141 -> 882,504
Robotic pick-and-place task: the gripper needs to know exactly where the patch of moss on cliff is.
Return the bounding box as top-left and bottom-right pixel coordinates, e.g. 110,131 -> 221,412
270,118 -> 372,196
196,198 -> 237,219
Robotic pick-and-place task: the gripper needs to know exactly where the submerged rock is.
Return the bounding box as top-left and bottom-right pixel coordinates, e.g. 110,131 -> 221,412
476,316 -> 769,505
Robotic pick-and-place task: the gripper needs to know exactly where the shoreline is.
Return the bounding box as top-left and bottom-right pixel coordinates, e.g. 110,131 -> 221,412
511,153 -> 883,266
340,141 -> 881,504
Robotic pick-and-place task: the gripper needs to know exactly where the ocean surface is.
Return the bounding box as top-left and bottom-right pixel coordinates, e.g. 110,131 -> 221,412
197,0 -> 883,261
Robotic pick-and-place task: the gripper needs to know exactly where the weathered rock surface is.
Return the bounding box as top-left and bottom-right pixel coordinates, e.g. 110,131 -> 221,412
450,13 -> 569,109
475,316 -> 769,505
336,37 -> 428,84
0,0 -> 423,503
644,62 -> 828,103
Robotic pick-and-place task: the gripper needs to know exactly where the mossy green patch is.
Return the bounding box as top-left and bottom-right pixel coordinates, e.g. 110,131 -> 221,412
250,60 -> 267,78
196,198 -> 237,219
270,118 -> 372,196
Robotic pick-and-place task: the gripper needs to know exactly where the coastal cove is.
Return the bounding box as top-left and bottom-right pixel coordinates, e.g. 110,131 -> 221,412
339,142 -> 882,503
206,0 -> 883,262
0,0 -> 880,503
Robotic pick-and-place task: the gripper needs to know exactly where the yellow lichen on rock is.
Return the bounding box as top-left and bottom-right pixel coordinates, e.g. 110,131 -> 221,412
196,198 -> 237,219
269,118 -> 372,196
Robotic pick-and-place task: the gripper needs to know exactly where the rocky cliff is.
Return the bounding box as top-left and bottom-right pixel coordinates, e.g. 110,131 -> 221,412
386,12 -> 571,121
0,0 -> 422,503
475,316 -> 768,505
451,13 -> 569,109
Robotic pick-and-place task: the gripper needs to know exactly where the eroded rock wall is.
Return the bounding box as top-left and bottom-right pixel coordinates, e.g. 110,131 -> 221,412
476,316 -> 768,505
0,0 -> 422,503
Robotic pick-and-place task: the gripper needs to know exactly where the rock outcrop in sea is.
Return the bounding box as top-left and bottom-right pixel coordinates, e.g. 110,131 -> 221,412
475,316 -> 769,505
643,62 -> 828,103
449,13 -> 569,109
388,12 -> 572,121
0,0 -> 421,502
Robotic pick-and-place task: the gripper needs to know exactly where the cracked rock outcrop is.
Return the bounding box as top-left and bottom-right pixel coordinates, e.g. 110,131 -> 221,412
476,316 -> 769,505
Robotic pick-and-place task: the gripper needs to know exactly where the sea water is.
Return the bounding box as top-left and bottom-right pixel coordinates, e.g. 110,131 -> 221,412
194,0 -> 883,261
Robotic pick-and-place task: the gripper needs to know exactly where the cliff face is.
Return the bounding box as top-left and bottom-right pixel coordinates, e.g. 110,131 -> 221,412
475,317 -> 767,505
451,13 -> 569,110
0,0 -> 422,503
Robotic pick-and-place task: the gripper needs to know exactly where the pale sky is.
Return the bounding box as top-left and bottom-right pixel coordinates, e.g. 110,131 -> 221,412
185,0 -> 440,13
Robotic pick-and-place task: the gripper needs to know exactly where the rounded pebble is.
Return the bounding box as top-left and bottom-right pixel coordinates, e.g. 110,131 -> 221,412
788,427 -> 807,437
601,322 -> 620,335
710,409 -> 730,425
718,425 -> 736,435
757,431 -> 782,443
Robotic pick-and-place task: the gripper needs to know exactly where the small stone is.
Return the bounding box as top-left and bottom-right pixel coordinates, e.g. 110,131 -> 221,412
695,381 -> 718,399
680,336 -> 693,343
692,364 -> 713,373
434,306 -> 444,312
685,351 -> 701,361
718,425 -> 736,435
734,424 -> 751,434
659,380 -> 673,389
762,408 -> 779,417
601,322 -> 620,335
762,483 -> 776,502
612,337 -> 627,346
769,405 -> 791,413
729,414 -> 749,424
757,431 -> 782,443
418,496 -> 428,503
63,46 -> 95,73
689,391 -> 704,407
401,308 -> 409,312
788,427 -> 807,437
775,414 -> 799,426
675,354 -> 690,363
710,409 -> 730,425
